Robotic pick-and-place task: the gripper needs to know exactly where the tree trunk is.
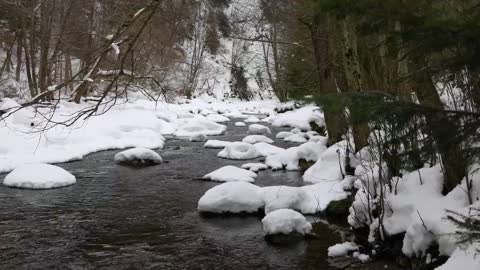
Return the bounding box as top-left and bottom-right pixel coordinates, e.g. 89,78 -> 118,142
310,15 -> 347,146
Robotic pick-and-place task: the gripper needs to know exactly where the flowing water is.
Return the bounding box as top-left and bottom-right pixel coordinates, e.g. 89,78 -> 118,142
0,120 -> 349,270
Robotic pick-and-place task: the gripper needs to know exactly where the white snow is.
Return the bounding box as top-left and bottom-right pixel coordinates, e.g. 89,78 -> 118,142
241,163 -> 268,172
248,124 -> 271,135
174,117 -> 226,137
265,147 -> 300,170
303,140 -> 356,183
114,147 -> 163,165
276,131 -> 293,139
235,122 -> 246,127
436,244 -> 480,270
328,242 -> 359,257
217,142 -> 261,160
197,182 -> 263,213
3,164 -> 76,189
244,116 -> 261,123
270,106 -> 325,131
206,114 -> 230,123
284,133 -> 308,143
202,165 -> 257,183
203,140 -> 232,149
242,135 -> 273,144
253,142 -> 284,156
262,209 -> 312,235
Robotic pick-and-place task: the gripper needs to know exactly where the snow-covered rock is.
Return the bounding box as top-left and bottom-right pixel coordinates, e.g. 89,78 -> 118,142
261,186 -> 306,213
276,131 -> 293,139
242,135 -> 273,144
271,106 -> 325,131
203,165 -> 257,183
114,147 -> 163,166
235,122 -> 246,127
3,164 -> 76,189
244,116 -> 261,123
265,147 -> 300,170
198,182 -> 263,214
303,140 -> 355,183
189,134 -> 208,142
328,242 -> 359,257
253,143 -> 284,156
174,118 -> 226,137
217,142 -> 261,160
203,140 -> 232,149
284,133 -> 307,143
248,124 -> 271,135
206,114 -> 230,123
241,163 -> 268,172
262,209 -> 312,235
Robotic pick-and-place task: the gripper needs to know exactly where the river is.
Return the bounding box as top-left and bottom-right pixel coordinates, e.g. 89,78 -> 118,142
0,119 -> 352,269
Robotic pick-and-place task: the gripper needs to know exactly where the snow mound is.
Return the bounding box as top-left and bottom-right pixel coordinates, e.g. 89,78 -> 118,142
198,182 -> 263,214
303,140 -> 355,183
189,134 -> 208,142
235,122 -> 246,127
248,124 -> 271,135
262,209 -> 312,235
265,147 -> 300,170
328,242 -> 359,257
244,116 -> 261,123
276,131 -> 293,139
0,98 -> 20,111
114,147 -> 163,166
204,140 -> 232,149
284,133 -> 307,143
206,114 -> 230,123
261,186 -> 306,213
174,118 -> 226,137
271,106 -> 325,131
242,163 -> 268,172
254,143 -> 285,156
217,142 -> 261,160
203,165 -> 257,183
3,164 -> 76,189
297,142 -> 327,162
242,135 -> 273,144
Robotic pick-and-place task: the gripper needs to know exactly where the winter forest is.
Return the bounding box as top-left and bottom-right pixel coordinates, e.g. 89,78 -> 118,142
0,0 -> 479,269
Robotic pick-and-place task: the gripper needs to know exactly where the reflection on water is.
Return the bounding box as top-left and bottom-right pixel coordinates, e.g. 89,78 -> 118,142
0,120 -> 350,270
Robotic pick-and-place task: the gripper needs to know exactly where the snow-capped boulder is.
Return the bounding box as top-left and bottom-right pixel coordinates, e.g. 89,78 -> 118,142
114,147 -> 163,166
284,133 -> 307,143
242,135 -> 274,144
174,118 -> 226,137
261,186 -> 306,213
242,163 -> 268,172
206,114 -> 230,123
248,124 -> 271,135
202,165 -> 257,183
271,106 -> 325,131
217,142 -> 261,160
276,131 -> 293,139
262,209 -> 312,235
203,140 -> 232,149
198,182 -> 263,214
235,122 -> 246,127
253,143 -> 284,156
244,116 -> 261,123
189,134 -> 208,142
3,164 -> 76,189
328,242 -> 359,257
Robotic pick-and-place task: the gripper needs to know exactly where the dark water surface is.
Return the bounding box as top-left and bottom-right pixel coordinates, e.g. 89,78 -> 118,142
0,120 -> 344,270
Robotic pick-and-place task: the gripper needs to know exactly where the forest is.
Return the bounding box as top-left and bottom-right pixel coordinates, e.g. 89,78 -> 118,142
0,0 -> 479,269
